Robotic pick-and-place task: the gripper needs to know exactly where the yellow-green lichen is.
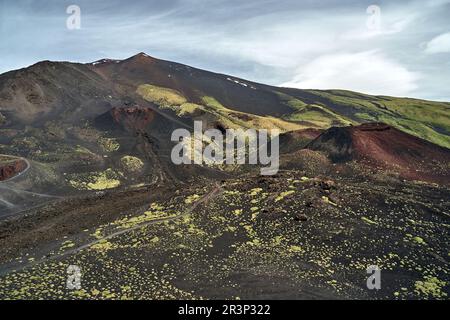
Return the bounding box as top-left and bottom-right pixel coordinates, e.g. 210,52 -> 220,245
90,239 -> 116,253
69,169 -> 121,191
322,196 -> 337,206
185,194 -> 201,204
361,217 -> 378,225
275,190 -> 295,202
120,156 -> 144,173
249,188 -> 263,196
99,137 -> 120,153
414,276 -> 447,299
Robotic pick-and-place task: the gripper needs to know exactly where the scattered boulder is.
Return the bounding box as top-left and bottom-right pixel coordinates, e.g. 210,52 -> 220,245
295,214 -> 308,222
317,179 -> 336,191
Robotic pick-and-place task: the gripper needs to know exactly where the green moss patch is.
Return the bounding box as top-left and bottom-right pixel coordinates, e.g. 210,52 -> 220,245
137,84 -> 187,107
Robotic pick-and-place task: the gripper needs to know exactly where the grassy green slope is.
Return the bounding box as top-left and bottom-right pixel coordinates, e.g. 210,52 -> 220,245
275,89 -> 450,149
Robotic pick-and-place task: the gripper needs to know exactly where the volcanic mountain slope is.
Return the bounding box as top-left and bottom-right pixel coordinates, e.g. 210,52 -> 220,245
88,54 -> 294,118
0,53 -> 449,300
90,54 -> 450,148
0,53 -> 307,189
306,123 -> 450,183
0,60 -> 115,125
0,52 -> 449,213
1,52 -> 449,141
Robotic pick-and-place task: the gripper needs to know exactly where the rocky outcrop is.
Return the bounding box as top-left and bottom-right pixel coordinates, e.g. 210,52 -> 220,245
0,159 -> 27,181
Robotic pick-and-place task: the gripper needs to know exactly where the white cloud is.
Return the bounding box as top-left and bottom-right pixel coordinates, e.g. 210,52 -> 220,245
425,32 -> 450,54
342,14 -> 416,41
281,51 -> 420,97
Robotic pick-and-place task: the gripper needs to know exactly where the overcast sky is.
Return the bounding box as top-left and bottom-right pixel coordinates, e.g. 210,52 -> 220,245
1,0 -> 449,101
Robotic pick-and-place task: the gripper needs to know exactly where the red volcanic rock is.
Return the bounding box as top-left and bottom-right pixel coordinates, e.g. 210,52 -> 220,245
0,159 -> 27,181
307,123 -> 450,184
110,107 -> 156,131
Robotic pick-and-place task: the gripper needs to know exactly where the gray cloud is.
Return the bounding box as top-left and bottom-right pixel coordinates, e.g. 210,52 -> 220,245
0,0 -> 449,100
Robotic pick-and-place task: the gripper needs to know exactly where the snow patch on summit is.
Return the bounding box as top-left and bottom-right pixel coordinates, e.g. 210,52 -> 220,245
226,77 -> 256,90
